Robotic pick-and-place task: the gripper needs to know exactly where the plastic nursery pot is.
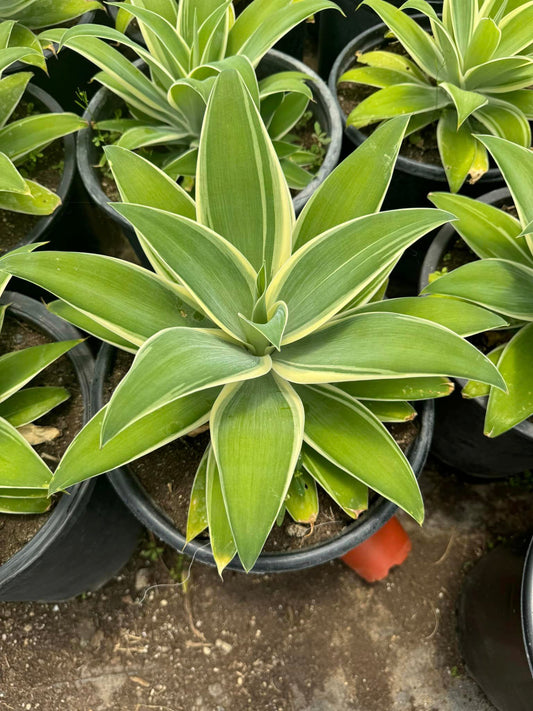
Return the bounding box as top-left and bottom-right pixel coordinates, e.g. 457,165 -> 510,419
457,535 -> 533,710
419,187 -> 533,478
0,292 -> 142,602
6,12 -> 100,112
318,0 -> 443,79
106,4 -> 308,60
76,49 -> 342,265
328,19 -> 502,211
94,344 -> 434,574
0,85 -> 77,259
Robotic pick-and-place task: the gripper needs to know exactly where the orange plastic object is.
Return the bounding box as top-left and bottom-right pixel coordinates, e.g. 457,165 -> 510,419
340,516 -> 412,582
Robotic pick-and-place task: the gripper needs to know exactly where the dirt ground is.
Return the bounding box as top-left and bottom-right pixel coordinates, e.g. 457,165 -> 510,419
0,456 -> 531,711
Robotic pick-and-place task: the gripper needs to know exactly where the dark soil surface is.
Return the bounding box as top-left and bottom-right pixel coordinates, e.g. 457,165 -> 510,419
0,140 -> 64,254
105,352 -> 419,554
1,457 -> 531,710
0,314 -> 84,564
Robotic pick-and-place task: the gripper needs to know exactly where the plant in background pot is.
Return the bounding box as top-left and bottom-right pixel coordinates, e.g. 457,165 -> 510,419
421,134 -> 533,476
0,17 -> 46,74
338,0 -> 533,193
44,0 -> 341,191
0,268 -> 141,601
0,70 -> 506,575
0,45 -> 86,251
0,1 -> 103,29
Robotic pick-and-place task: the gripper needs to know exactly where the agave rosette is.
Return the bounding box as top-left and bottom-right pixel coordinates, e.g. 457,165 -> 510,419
424,135 -> 533,437
340,0 -> 533,191
0,70 -> 507,571
42,0 -> 339,189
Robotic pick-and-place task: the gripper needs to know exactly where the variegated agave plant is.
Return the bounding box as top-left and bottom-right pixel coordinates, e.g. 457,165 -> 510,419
0,1 -> 103,30
0,256 -> 80,514
424,135 -> 533,437
340,0 -> 533,192
0,70 -> 506,572
0,18 -> 45,73
0,38 -> 86,216
42,0 -> 339,188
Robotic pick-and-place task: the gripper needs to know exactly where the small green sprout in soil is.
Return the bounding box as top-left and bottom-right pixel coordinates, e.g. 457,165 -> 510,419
139,536 -> 165,563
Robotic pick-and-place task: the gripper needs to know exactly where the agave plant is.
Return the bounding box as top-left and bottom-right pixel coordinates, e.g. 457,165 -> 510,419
0,1 -> 103,30
339,0 -> 533,192
0,44 -> 85,216
0,254 -> 81,514
423,135 -> 533,437
42,0 -> 339,188
0,70 -> 506,572
0,18 -> 46,73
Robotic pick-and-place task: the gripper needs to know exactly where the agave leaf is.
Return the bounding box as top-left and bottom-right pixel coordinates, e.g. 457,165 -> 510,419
464,57 -> 533,93
485,323 -> 533,436
474,98 -> 531,147
101,328 -> 271,445
293,116 -> 409,249
494,1 -> 533,57
0,152 -> 27,193
356,49 -> 429,83
475,135 -> 533,251
0,495 -> 50,514
0,387 -> 69,427
5,23 -> 46,71
462,344 -> 505,399
301,445 -> 368,519
340,65 -> 423,88
197,68 -> 294,279
447,0 -> 476,55
228,0 -> 340,65
115,125 -> 189,151
423,259 -> 533,321
206,446 -> 236,575
363,399 -> 417,422
496,90 -> 533,119
362,0 -> 444,78
272,311 -> 506,391
47,300 -> 138,353
112,203 -> 257,344
429,192 -> 533,266
186,446 -> 209,543
346,83 -> 449,130
268,208 -> 453,344
211,373 -> 304,572
285,469 -> 318,524
239,301 -> 289,352
268,92 -> 309,140
49,387 -> 219,495
0,113 -> 86,164
0,72 -> 31,128
0,339 -> 81,405
340,377 -> 453,401
463,17 -> 501,67
0,251 -> 193,346
0,179 -> 61,215
0,417 -> 51,490
259,71 -> 313,100
440,83 -> 488,127
7,1 -> 103,30
351,295 -> 508,336
296,384 -> 424,523
436,111 -> 477,192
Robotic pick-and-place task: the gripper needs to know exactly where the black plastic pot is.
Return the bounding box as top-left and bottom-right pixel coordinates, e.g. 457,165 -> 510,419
420,187 -> 533,478
77,49 -> 342,263
1,85 -> 77,254
93,344 -> 434,574
328,20 -> 502,211
318,0 -> 443,79
0,292 -> 141,602
457,536 -> 533,710
6,12 -> 100,111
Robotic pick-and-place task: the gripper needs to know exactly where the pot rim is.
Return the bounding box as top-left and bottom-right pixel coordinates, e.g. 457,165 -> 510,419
419,186 -> 533,442
76,48 -> 343,227
94,343 -> 434,573
521,535 -> 533,675
8,84 -> 77,251
328,19 -> 501,184
0,292 -> 95,589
